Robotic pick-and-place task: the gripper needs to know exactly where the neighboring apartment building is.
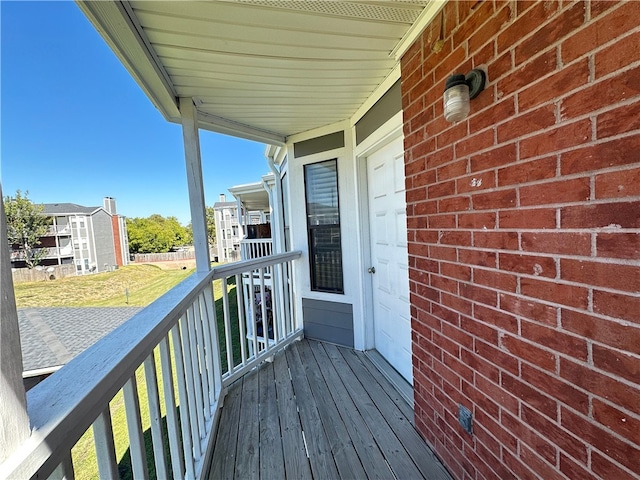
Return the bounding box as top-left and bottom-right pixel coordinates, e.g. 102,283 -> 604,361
214,193 -> 267,262
213,194 -> 241,263
10,197 -> 129,274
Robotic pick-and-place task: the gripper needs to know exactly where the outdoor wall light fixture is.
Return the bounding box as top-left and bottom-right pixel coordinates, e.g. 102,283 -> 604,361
443,69 -> 486,123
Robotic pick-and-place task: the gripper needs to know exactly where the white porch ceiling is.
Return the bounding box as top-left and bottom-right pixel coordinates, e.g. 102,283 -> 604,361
78,1 -> 441,144
230,188 -> 271,212
229,173 -> 274,211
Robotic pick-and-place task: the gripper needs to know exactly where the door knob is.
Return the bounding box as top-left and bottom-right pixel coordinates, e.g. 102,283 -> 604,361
368,266 -> 376,274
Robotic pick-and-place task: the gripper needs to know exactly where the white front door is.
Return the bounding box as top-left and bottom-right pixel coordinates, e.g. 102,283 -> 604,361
366,135 -> 412,384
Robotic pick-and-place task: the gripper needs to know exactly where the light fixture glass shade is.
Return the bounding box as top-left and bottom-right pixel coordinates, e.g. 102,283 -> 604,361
444,82 -> 470,123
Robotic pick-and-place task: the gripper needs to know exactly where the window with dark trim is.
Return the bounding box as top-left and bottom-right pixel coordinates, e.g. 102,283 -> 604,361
304,159 -> 343,293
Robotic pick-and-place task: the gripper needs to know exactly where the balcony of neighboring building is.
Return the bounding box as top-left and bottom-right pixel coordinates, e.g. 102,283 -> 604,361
230,173 -> 275,263
38,237 -> 74,260
9,242 -> 74,269
46,224 -> 72,237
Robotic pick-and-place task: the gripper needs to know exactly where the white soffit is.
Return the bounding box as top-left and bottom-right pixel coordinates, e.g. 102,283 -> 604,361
79,0 -> 437,143
229,183 -> 271,212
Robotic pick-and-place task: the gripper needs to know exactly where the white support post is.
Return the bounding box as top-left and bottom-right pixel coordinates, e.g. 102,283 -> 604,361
236,197 -> 244,242
267,156 -> 285,255
170,324 -> 196,479
201,287 -> 223,399
122,377 -> 149,480
93,408 -> 119,479
143,353 -> 169,480
0,187 -> 30,463
180,97 -> 210,273
159,336 -> 185,480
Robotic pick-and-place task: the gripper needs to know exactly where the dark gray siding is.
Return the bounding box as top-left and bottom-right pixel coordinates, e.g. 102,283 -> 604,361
294,131 -> 345,158
303,298 -> 353,347
355,80 -> 401,145
91,210 -> 116,271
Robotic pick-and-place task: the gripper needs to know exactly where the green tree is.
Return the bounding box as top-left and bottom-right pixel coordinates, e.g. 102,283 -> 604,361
4,190 -> 51,269
126,214 -> 190,253
183,222 -> 194,246
206,206 -> 217,245
185,207 -> 215,247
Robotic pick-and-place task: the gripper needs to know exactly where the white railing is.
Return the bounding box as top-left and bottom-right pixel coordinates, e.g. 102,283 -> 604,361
39,246 -> 73,259
1,251 -> 301,480
47,225 -> 71,236
10,245 -> 72,261
240,238 -> 273,261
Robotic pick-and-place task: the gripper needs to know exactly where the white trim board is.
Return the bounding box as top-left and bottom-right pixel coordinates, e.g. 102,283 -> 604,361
353,113 -> 404,353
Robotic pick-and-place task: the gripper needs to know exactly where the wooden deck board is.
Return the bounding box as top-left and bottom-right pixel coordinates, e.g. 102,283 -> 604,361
347,348 -> 453,480
285,344 -> 339,478
257,362 -> 285,480
234,370 -> 259,479
273,349 -> 312,479
210,375 -> 242,479
363,349 -> 415,421
207,338 -> 452,480
297,340 -> 367,479
325,343 -> 424,479
310,341 -> 393,479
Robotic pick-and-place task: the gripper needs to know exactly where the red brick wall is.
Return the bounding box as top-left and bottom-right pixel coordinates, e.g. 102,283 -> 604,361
112,215 -> 124,266
401,1 -> 640,479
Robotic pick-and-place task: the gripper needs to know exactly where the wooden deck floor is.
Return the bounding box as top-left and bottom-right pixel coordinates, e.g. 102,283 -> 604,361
208,339 -> 452,479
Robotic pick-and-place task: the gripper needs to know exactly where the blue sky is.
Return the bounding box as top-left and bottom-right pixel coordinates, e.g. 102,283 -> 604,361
1,1 -> 269,225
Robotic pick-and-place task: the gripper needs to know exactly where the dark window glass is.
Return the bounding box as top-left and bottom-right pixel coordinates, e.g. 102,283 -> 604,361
304,159 -> 343,293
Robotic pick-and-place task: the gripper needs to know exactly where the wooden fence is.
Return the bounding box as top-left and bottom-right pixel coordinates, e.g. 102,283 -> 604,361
12,264 -> 76,283
132,251 -> 196,262
132,250 -> 219,263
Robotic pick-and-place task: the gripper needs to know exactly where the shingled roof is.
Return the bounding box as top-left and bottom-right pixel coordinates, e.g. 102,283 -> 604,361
42,203 -> 100,215
18,307 -> 141,375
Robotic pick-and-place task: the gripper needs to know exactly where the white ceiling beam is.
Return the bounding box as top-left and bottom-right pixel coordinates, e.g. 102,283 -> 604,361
197,111 -> 286,146
76,1 -> 179,119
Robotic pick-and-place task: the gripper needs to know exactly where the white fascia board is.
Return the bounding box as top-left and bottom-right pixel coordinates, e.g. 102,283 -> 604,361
390,0 -> 447,61
23,366 -> 63,379
229,181 -> 267,196
265,144 -> 287,169
197,111 -> 286,146
76,1 -> 179,120
262,173 -> 276,185
264,145 -> 287,168
264,144 -> 280,160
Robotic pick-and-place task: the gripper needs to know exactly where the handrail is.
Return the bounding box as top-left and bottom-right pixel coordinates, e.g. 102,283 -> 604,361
212,250 -> 300,278
239,238 -> 274,261
1,270 -> 213,479
1,251 -> 303,480
240,238 -> 272,243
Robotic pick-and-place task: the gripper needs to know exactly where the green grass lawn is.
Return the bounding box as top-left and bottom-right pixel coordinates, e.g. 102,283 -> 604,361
14,264 -> 195,308
16,263 -> 242,479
